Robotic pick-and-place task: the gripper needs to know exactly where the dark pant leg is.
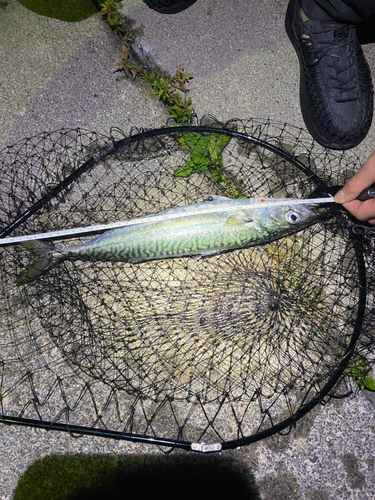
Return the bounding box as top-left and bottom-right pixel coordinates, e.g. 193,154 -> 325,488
301,0 -> 375,43
313,0 -> 375,23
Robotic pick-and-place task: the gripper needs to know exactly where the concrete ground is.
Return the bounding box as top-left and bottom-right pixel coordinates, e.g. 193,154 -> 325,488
0,0 -> 375,499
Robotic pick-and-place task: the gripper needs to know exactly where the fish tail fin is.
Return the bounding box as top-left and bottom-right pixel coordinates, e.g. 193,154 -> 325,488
17,240 -> 62,285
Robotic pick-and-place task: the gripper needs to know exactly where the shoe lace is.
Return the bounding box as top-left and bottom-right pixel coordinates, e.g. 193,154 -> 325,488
302,24 -> 357,102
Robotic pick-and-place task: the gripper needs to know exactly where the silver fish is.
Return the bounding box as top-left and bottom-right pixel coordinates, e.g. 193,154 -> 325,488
17,196 -> 319,284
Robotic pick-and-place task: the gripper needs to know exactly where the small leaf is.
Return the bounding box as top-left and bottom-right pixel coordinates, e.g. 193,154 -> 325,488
362,376 -> 375,391
177,132 -> 203,150
174,164 -> 194,177
209,167 -> 224,183
211,132 -> 232,150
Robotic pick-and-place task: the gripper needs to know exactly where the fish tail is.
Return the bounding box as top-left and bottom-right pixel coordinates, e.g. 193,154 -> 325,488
17,240 -> 63,285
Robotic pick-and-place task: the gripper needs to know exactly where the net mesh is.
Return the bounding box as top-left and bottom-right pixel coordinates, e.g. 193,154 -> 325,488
0,117 -> 373,451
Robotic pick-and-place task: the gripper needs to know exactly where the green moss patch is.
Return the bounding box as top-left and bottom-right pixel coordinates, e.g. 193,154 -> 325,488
17,0 -> 97,22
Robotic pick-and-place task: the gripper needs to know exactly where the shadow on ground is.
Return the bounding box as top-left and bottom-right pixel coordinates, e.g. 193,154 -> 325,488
13,453 -> 261,500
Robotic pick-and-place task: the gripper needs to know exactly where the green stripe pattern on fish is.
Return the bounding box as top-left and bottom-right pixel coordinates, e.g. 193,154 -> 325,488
17,196 -> 319,284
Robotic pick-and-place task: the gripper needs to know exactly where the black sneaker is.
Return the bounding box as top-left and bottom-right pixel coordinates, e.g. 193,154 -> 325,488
285,0 -> 373,150
144,0 -> 198,14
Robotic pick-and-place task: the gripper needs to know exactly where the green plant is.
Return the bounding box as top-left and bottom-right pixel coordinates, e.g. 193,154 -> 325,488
346,356 -> 375,391
144,69 -> 195,124
172,130 -> 247,197
100,0 -> 141,41
100,0 -> 125,34
174,132 -> 230,178
116,46 -> 145,79
116,50 -> 195,124
104,4 -> 245,195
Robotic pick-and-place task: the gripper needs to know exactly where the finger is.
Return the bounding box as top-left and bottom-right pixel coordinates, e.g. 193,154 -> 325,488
342,198 -> 375,223
335,152 -> 375,204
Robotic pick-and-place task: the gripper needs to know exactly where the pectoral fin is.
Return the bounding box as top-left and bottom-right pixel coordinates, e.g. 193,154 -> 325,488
224,213 -> 253,226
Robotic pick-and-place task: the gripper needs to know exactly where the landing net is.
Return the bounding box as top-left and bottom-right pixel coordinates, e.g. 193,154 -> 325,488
0,117 -> 373,451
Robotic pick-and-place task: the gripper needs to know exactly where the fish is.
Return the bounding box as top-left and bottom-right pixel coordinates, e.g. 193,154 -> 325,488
17,195 -> 320,285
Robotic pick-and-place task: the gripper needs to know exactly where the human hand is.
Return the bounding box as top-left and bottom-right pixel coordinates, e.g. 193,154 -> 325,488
334,151 -> 375,225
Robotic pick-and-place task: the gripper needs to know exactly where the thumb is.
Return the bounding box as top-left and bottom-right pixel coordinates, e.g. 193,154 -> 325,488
334,177 -> 360,204
335,152 -> 375,204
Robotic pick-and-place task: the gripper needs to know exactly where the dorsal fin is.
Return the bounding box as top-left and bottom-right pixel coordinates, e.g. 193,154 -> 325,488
209,195 -> 231,201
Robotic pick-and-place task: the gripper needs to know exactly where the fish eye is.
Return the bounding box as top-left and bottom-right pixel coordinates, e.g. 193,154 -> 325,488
286,211 -> 301,224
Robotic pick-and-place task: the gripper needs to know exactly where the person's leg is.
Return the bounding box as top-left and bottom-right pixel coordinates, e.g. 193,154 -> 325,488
301,0 -> 375,43
286,0 -> 373,150
302,0 -> 375,24
301,0 -> 375,24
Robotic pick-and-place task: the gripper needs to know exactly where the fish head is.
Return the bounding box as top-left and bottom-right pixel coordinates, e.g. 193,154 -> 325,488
256,203 -> 320,234
276,203 -> 320,229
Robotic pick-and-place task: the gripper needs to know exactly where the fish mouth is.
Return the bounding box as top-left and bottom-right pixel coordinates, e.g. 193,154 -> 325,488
307,185 -> 342,219
310,203 -> 336,220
